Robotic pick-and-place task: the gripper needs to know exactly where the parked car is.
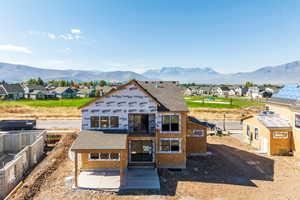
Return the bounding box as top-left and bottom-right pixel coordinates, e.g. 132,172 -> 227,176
0,120 -> 36,130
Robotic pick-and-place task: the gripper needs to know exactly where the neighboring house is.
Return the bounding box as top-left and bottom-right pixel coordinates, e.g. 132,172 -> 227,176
70,80 -> 210,189
234,87 -> 242,96
241,87 -> 249,96
0,83 -> 24,100
242,111 -> 292,155
53,87 -> 77,99
247,87 -> 261,99
184,88 -> 193,96
77,88 -> 96,98
95,85 -> 116,96
23,85 -> 48,100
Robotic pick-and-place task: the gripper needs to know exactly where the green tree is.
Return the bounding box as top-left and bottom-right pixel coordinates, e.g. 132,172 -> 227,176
244,81 -> 254,87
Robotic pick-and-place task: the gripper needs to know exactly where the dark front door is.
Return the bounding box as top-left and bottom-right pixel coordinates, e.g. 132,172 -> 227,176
133,114 -> 149,133
129,140 -> 154,163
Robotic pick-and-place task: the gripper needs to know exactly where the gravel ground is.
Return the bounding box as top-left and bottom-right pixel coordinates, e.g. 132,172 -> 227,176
10,136 -> 300,200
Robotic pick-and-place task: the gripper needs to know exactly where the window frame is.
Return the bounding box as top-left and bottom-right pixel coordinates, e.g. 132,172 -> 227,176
295,112 -> 300,129
254,128 -> 259,140
192,129 -> 205,137
272,132 -> 289,139
161,114 -> 180,133
88,153 -> 120,161
159,138 -> 181,153
90,116 -> 119,129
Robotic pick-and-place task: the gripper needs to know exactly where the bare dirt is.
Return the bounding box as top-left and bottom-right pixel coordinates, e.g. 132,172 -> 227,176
9,135 -> 300,200
189,106 -> 264,121
0,106 -> 80,120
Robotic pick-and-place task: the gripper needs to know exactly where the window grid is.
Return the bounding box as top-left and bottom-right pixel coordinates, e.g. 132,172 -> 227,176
89,153 -> 120,161
90,116 -> 119,129
159,138 -> 181,153
161,114 -> 180,133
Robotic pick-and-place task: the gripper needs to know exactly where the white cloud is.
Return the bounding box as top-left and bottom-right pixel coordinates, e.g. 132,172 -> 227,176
0,44 -> 32,54
47,33 -> 56,40
71,29 -> 81,34
58,48 -> 72,54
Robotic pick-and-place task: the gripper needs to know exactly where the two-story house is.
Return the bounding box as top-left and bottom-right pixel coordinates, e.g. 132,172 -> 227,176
71,80 -> 209,189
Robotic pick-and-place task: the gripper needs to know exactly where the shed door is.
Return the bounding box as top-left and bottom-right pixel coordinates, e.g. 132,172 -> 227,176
261,138 -> 268,154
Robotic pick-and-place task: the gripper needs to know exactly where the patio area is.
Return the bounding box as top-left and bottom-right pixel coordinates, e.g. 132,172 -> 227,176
77,170 -> 121,191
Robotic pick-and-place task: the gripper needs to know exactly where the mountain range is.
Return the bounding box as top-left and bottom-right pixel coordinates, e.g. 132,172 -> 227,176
1,61 -> 300,84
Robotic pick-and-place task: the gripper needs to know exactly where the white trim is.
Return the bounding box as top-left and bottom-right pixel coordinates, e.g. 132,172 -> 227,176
159,138 -> 181,153
294,112 -> 300,130
160,114 -> 181,134
88,153 -> 120,161
90,115 -> 120,129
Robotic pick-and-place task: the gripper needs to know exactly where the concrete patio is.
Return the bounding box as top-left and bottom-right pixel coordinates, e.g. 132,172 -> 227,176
77,170 -> 120,191
75,168 -> 160,191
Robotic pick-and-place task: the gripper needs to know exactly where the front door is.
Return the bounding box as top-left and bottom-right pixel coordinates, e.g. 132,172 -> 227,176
129,140 -> 154,163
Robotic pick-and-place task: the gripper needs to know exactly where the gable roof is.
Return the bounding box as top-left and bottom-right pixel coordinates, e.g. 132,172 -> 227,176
0,86 -> 7,95
256,112 -> 291,130
137,81 -> 189,112
0,83 -> 24,94
25,85 -> 47,91
54,87 -> 75,94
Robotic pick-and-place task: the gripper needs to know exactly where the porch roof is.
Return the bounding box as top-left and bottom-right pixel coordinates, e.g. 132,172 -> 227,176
71,130 -> 127,151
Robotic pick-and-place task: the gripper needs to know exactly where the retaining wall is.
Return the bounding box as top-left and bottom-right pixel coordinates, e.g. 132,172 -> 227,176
0,130 -> 45,199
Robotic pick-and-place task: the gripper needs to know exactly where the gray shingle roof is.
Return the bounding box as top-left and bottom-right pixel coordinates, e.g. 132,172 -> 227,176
1,83 -> 24,94
137,81 -> 189,112
71,130 -> 127,150
0,86 -> 6,95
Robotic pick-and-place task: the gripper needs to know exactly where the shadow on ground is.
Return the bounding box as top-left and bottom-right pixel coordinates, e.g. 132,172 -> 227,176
120,143 -> 274,196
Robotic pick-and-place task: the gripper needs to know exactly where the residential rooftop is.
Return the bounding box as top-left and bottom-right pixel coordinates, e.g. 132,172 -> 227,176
256,111 -> 291,129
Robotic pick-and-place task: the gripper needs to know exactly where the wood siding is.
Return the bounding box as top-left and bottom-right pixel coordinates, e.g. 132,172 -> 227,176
186,121 -> 207,154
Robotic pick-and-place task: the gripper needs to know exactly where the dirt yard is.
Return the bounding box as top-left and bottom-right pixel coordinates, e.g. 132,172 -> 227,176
0,106 -> 80,120
0,106 -> 264,121
8,135 -> 300,200
189,106 -> 264,121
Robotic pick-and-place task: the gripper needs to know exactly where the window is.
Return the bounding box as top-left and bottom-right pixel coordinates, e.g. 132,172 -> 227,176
91,116 -> 119,128
89,153 -> 120,161
246,125 -> 250,136
273,132 -> 288,139
100,116 -> 109,128
254,128 -> 259,140
192,129 -> 205,137
90,116 -> 99,128
110,116 -> 119,128
295,113 -> 300,129
159,138 -> 181,153
162,115 -> 180,132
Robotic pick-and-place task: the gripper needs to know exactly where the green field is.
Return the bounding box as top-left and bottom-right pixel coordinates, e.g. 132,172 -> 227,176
0,98 -> 96,107
0,96 -> 264,109
185,96 -> 265,109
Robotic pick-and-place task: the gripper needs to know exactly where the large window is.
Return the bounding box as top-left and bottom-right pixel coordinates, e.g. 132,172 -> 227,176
89,153 -> 120,161
162,115 -> 180,132
90,116 -> 119,128
295,113 -> 300,128
254,128 -> 259,140
90,116 -> 99,128
159,138 -> 181,153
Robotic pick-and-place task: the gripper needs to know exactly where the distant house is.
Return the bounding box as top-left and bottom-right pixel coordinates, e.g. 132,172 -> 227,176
247,87 -> 261,99
241,87 -> 249,96
77,88 -> 96,98
53,87 -> 77,99
0,83 -> 24,100
23,85 -> 48,100
95,85 -> 116,96
233,87 -> 242,96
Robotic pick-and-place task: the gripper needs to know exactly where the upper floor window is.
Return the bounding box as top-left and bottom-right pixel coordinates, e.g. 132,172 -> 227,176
90,116 -> 119,128
254,128 -> 259,140
162,115 -> 179,132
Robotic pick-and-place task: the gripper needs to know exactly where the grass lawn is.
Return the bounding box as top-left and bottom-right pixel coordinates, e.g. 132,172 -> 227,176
185,96 -> 265,109
0,98 -> 96,107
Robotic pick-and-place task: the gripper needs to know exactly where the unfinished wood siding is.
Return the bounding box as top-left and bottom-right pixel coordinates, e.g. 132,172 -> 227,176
269,129 -> 292,155
268,103 -> 300,155
155,111 -> 187,168
186,121 -> 207,154
243,117 -> 292,155
79,149 -> 127,169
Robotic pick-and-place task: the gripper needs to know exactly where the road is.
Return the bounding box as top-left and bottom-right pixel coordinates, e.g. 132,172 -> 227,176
214,120 -> 242,130
36,120 -> 81,129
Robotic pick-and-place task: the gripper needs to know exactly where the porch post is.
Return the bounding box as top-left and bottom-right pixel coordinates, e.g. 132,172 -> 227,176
74,152 -> 78,187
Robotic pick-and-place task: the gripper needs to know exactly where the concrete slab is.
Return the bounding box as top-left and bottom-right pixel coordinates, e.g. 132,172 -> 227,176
122,168 -> 160,190
77,170 -> 120,191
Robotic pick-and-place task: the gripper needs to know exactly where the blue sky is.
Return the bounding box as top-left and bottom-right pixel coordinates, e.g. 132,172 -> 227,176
0,0 -> 300,73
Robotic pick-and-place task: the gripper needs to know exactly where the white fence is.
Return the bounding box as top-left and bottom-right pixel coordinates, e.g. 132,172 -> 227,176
0,130 -> 46,199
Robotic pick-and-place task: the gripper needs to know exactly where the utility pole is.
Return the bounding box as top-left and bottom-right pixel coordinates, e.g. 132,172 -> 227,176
223,113 -> 226,131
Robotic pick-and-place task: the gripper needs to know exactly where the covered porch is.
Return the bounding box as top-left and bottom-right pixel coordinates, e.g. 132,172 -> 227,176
71,130 -> 128,190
